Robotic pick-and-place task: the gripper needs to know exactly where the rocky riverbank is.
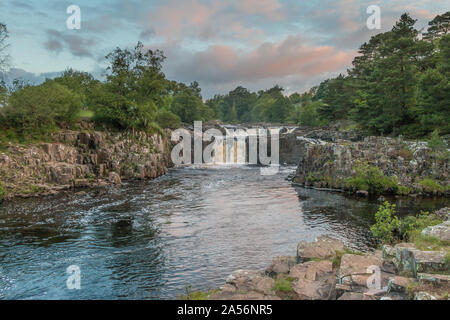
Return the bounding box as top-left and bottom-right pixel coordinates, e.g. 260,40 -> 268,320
291,133 -> 449,197
0,122 -> 172,200
205,208 -> 449,300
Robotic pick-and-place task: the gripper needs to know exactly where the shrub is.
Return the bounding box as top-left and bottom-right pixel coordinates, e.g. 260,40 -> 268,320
156,110 -> 181,130
370,202 -> 401,244
91,85 -> 157,130
418,178 -> 444,193
3,80 -> 82,133
371,202 -> 445,245
398,211 -> 442,241
428,130 -> 447,152
397,186 -> 411,196
346,162 -> 398,194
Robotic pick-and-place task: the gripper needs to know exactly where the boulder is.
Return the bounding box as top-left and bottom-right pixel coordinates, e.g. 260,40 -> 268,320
223,270 -> 275,296
395,244 -> 447,276
292,276 -> 336,300
265,256 -> 296,277
290,260 -> 336,300
108,172 -> 122,185
338,252 -> 389,290
414,292 -> 437,300
388,276 -> 417,293
421,221 -> 450,242
297,236 -> 344,263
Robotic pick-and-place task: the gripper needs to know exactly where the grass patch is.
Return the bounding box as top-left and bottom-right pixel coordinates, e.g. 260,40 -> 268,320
406,282 -> 419,299
418,178 -> 445,193
77,109 -> 94,119
272,277 -> 295,293
412,234 -> 450,252
0,184 -> 5,201
345,162 -> 398,195
178,285 -> 218,300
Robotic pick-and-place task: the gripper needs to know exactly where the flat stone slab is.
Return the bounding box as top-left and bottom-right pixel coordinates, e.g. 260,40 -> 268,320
418,273 -> 450,285
338,253 -> 384,287
224,270 -> 275,295
289,260 -> 333,281
297,236 -> 344,263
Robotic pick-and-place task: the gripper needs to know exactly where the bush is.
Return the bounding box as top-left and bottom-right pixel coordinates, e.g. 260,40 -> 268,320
370,202 -> 401,244
156,110 -> 181,129
398,211 -> 442,241
428,129 -> 447,152
418,178 -> 445,193
346,162 -> 398,194
91,85 -> 157,130
272,278 -> 294,292
3,81 -> 82,133
371,202 -> 444,245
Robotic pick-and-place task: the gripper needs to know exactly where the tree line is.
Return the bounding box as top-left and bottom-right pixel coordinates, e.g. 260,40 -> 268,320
207,12 -> 449,138
0,12 -> 449,143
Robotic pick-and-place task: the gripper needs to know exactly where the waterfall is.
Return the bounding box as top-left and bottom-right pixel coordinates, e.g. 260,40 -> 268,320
211,128 -> 247,165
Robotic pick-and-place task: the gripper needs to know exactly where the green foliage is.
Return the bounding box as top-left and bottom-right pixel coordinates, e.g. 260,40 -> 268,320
370,202 -> 401,244
0,184 -> 5,201
289,12 -> 450,138
171,91 -> 210,123
54,69 -> 100,109
413,234 -> 449,252
397,186 -> 412,196
178,285 -> 218,300
371,202 -> 445,245
398,211 -> 443,241
156,110 -> 181,129
3,81 -> 82,133
298,101 -> 327,126
272,278 -> 294,292
418,178 -> 445,193
346,162 -> 398,194
428,130 -> 447,152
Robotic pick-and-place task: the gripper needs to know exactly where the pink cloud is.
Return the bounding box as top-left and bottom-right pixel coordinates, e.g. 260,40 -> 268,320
168,35 -> 356,84
238,0 -> 285,20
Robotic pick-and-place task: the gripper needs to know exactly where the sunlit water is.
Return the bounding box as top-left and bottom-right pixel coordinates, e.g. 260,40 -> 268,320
0,166 -> 448,299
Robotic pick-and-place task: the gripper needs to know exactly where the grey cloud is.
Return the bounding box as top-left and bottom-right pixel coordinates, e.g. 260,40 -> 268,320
44,29 -> 97,57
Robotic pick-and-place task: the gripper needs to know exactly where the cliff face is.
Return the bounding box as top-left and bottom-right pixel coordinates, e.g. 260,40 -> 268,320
293,135 -> 449,196
0,125 -> 172,200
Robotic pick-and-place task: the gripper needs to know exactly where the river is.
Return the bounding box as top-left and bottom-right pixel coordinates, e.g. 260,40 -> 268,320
0,165 -> 448,299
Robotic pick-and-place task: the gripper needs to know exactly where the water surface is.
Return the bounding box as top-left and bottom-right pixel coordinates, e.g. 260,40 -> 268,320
0,166 -> 447,299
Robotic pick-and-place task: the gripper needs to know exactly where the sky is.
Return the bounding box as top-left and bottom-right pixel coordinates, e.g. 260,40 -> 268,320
0,0 -> 448,97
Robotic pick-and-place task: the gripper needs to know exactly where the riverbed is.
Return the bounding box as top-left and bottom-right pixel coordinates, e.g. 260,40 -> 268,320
0,166 -> 448,299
